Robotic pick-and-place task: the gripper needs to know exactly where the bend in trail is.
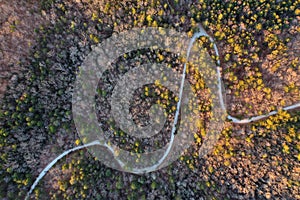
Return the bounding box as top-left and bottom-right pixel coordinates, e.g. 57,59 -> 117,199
25,25 -> 300,200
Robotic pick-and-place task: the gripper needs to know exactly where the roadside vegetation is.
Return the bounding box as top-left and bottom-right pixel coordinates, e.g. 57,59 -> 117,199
0,0 -> 299,199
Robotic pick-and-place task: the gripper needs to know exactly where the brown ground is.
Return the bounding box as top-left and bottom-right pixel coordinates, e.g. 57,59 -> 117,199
0,0 -> 47,98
